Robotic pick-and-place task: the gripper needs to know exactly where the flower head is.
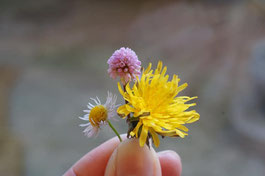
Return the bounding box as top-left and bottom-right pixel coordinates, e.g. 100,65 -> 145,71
117,61 -> 200,147
79,92 -> 119,137
108,47 -> 141,85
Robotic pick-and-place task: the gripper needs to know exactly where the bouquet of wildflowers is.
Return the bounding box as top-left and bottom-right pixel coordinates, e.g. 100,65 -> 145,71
79,47 -> 200,148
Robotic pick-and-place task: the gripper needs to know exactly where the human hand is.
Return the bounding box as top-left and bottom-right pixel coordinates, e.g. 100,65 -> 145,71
64,135 -> 182,176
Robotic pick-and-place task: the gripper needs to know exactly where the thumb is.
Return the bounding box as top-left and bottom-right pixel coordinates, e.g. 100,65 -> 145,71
104,138 -> 161,176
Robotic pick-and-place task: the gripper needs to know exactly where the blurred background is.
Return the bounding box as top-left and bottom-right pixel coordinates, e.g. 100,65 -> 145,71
1,0 -> 265,175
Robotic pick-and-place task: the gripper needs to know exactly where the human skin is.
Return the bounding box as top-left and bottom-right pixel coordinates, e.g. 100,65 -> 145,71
64,135 -> 182,176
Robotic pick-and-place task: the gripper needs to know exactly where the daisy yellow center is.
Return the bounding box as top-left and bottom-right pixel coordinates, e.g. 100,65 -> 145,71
89,105 -> 108,127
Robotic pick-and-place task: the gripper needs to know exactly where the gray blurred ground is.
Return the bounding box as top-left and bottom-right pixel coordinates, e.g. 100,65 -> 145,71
1,0 -> 265,176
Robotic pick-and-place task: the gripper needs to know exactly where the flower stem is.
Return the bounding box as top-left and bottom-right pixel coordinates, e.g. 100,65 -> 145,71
107,120 -> 122,142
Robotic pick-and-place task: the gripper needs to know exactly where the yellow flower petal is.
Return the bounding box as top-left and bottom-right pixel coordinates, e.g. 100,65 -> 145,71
149,128 -> 160,147
117,105 -> 130,118
117,82 -> 124,96
132,121 -> 142,138
139,125 -> 148,147
144,63 -> 152,74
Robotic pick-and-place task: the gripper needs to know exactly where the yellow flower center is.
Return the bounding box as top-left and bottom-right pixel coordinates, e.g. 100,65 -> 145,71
89,105 -> 108,127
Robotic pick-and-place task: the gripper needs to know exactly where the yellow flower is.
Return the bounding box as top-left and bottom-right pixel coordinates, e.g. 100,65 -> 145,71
117,61 -> 200,147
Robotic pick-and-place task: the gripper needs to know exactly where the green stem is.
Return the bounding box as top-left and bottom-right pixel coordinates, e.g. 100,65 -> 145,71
107,120 -> 122,142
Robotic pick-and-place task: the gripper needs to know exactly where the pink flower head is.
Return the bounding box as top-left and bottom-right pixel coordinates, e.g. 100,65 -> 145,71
108,47 -> 141,85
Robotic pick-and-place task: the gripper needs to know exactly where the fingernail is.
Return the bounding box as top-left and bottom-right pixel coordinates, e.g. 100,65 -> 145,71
158,150 -> 182,176
105,138 -> 161,176
158,150 -> 181,161
63,168 -> 76,176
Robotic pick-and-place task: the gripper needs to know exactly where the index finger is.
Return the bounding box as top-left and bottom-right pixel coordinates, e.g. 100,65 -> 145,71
64,135 -> 125,176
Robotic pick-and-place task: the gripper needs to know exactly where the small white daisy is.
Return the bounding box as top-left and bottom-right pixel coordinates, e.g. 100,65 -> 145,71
79,92 -> 119,137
